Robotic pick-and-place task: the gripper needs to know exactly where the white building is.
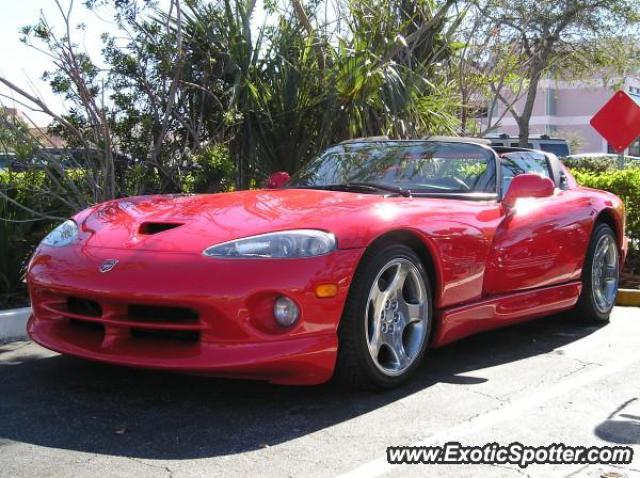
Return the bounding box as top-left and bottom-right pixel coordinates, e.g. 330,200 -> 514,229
483,76 -> 640,154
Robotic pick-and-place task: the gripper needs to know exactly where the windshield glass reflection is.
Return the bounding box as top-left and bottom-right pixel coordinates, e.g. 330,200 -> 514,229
291,141 -> 496,194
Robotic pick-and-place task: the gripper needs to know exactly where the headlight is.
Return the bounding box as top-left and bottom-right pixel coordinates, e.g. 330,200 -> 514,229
42,220 -> 78,247
203,229 -> 336,258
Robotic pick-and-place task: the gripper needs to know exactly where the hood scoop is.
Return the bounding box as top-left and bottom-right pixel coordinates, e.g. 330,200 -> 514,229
139,222 -> 184,235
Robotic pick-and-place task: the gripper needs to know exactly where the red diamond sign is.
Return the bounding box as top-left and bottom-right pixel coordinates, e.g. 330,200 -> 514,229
590,90 -> 640,153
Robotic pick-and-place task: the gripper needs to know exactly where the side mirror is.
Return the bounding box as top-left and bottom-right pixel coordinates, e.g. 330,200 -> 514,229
503,174 -> 555,208
266,171 -> 291,189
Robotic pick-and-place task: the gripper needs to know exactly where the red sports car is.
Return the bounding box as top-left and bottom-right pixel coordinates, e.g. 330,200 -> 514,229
27,138 -> 627,389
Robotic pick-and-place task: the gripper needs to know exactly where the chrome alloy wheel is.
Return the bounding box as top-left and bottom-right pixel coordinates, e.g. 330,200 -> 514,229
591,234 -> 619,313
365,258 -> 428,377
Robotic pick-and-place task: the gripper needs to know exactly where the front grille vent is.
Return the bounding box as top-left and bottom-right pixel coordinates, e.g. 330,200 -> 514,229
130,328 -> 200,342
42,291 -> 203,345
67,297 -> 102,317
127,304 -> 199,324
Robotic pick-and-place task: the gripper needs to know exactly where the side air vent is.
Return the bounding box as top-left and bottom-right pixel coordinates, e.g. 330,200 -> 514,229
139,222 -> 184,235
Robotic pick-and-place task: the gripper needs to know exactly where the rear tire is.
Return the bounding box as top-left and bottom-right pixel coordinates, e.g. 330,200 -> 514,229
573,223 -> 619,324
334,243 -> 432,390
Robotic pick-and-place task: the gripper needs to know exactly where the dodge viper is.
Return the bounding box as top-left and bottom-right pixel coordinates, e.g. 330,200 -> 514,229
27,138 -> 627,389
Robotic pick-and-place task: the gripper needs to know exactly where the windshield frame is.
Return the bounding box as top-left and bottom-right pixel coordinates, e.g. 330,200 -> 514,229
290,140 -> 501,200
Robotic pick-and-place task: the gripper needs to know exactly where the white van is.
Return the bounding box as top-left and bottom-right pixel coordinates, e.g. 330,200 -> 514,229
486,134 -> 571,157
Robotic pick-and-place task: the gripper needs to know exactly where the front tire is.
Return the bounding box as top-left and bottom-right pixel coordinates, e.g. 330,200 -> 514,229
574,223 -> 620,323
334,244 -> 432,390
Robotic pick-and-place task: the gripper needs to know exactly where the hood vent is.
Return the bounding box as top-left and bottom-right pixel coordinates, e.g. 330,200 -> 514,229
139,222 -> 184,235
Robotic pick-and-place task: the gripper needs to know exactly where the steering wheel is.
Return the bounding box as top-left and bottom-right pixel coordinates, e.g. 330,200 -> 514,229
452,177 -> 471,191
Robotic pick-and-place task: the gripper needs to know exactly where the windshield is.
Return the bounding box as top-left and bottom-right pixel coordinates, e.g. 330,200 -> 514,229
291,141 -> 496,194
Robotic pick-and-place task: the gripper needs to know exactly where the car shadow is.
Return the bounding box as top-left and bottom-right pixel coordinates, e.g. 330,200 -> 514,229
0,314 -> 603,459
594,398 -> 640,445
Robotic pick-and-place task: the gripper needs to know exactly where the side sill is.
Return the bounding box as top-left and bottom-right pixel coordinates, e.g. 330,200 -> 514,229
430,281 -> 582,347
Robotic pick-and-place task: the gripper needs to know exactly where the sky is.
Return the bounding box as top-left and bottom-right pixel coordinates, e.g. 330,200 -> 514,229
0,0 -> 267,126
0,0 -> 120,125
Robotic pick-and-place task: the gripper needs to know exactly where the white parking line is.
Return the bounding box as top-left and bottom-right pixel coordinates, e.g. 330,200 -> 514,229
335,354 -> 640,478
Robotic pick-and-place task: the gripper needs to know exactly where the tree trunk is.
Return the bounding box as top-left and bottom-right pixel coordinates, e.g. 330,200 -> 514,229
517,118 -> 529,148
517,56 -> 546,147
459,88 -> 468,135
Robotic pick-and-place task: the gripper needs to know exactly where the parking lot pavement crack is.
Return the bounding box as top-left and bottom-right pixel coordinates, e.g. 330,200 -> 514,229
615,464 -> 640,473
605,396 -> 637,419
125,457 -> 174,477
488,463 -> 532,478
564,464 -> 588,477
570,357 -> 603,368
469,389 -> 511,404
460,401 -> 508,425
556,361 -> 595,382
566,464 -> 640,477
506,358 -> 602,399
475,360 -> 602,403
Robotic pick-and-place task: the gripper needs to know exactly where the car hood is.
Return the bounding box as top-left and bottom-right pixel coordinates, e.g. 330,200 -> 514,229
74,189 -> 407,253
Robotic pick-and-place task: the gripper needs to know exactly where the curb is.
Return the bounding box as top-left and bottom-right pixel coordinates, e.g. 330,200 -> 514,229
616,289 -> 640,307
0,307 -> 30,342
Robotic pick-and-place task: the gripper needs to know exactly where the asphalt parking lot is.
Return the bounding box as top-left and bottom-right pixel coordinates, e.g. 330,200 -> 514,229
1,308 -> 639,478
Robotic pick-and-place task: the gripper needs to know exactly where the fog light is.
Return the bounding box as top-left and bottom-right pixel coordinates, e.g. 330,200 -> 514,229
274,296 -> 300,327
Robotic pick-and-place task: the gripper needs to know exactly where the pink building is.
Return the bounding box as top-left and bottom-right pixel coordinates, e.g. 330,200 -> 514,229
483,76 -> 640,154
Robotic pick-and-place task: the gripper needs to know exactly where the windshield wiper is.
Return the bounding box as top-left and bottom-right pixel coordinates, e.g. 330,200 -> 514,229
346,182 -> 412,197
297,182 -> 412,197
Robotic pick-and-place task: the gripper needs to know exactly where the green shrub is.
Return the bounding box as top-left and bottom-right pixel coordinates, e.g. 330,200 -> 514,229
0,172 -> 56,308
571,167 -> 640,256
184,145 -> 236,194
562,156 -> 640,173
562,157 -> 618,173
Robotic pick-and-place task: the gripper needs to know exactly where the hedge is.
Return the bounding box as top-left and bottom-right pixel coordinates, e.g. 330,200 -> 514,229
570,167 -> 640,255
0,172 -> 57,308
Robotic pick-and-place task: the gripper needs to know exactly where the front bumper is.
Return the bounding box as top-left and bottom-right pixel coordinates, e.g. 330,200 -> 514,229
27,246 -> 364,385
28,315 -> 338,384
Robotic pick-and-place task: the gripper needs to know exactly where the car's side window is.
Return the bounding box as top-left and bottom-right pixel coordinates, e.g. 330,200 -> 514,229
500,152 -> 552,195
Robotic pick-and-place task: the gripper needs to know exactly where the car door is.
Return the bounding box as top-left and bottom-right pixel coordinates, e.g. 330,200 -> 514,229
483,151 -> 593,295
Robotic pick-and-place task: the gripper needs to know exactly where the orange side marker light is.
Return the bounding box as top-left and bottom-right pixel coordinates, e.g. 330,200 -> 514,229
315,284 -> 338,298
